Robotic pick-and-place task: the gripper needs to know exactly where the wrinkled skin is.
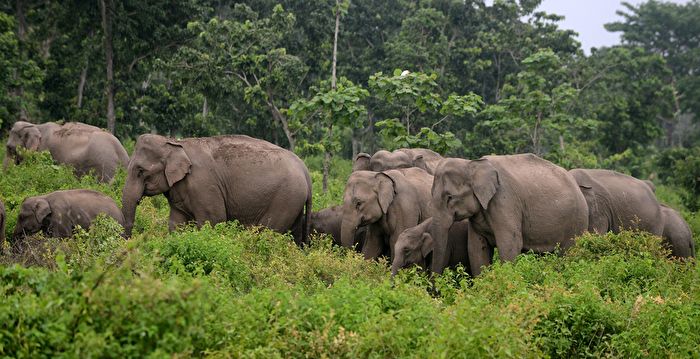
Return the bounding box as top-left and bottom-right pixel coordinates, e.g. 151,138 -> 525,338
660,204 -> 695,258
5,121 -> 129,182
121,134 -> 312,245
310,205 -> 366,248
13,189 -> 125,240
352,148 -> 443,174
340,167 -> 433,260
569,169 -> 663,235
391,218 -> 469,276
430,154 -> 589,275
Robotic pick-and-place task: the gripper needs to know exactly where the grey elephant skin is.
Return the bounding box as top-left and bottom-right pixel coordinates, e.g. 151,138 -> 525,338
353,148 -> 443,174
310,205 -> 366,248
340,167 -> 433,260
0,199 -> 5,242
13,189 -> 125,240
391,217 -> 469,277
660,204 -> 695,258
121,134 -> 312,245
569,169 -> 663,236
5,121 -> 129,182
430,154 -> 589,275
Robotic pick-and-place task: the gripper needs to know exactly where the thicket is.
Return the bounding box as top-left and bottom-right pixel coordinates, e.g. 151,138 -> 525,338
0,150 -> 699,357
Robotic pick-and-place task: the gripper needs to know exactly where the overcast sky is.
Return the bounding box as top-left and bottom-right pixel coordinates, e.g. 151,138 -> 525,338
485,0 -> 690,53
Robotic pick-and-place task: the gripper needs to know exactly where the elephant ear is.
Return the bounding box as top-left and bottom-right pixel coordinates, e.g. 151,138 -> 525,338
33,198 -> 51,224
420,232 -> 434,259
470,159 -> 500,210
164,141 -> 192,187
413,155 -> 429,172
352,153 -> 371,172
375,172 -> 396,214
24,126 -> 41,151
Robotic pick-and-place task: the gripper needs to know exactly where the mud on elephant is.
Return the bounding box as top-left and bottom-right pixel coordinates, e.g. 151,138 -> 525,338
121,134 -> 312,245
13,189 -> 125,240
340,167 -> 433,260
5,121 -> 129,182
430,154 -> 589,275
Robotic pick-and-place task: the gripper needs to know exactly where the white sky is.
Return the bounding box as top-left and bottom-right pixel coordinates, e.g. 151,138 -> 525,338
485,0 -> 691,53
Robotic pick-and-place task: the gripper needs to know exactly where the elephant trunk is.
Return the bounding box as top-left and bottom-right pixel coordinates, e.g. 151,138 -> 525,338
340,215 -> 360,249
121,175 -> 144,237
430,211 -> 453,274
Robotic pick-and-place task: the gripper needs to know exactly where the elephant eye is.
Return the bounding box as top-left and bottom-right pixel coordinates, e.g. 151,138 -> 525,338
446,194 -> 453,204
355,201 -> 362,209
137,168 -> 145,177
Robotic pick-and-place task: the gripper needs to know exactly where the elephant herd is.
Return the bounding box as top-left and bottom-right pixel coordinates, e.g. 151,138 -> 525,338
311,149 -> 695,277
3,121 -> 312,247
1,120 -> 695,279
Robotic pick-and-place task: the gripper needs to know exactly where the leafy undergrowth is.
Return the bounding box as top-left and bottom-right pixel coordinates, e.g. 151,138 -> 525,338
1,221 -> 699,358
0,150 -> 699,357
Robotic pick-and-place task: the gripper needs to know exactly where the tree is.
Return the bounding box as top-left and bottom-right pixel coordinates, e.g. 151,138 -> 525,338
99,0 -> 115,134
166,4 -> 307,149
606,0 -> 700,145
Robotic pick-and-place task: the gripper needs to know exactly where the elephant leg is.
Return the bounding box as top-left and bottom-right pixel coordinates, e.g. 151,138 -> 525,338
493,225 -> 523,262
168,208 -> 191,232
362,226 -> 385,260
191,198 -> 227,228
467,226 -> 492,276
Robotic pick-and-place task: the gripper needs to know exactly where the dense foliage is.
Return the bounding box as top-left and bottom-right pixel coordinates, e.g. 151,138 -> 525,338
0,150 -> 698,357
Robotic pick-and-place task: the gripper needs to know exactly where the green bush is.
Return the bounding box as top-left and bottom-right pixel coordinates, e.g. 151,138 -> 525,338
0,142 -> 699,357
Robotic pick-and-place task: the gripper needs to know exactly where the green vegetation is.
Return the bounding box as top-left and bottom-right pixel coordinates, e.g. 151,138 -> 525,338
0,152 -> 698,357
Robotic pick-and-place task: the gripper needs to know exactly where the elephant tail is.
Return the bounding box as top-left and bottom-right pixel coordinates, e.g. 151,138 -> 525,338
303,167 -> 312,246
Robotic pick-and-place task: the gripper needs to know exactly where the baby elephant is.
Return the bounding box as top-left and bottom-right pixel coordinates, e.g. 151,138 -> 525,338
13,189 -> 125,240
310,205 -> 366,248
391,218 -> 470,277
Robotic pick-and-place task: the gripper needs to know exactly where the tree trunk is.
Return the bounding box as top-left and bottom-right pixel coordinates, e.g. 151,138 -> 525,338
15,0 -> 28,120
323,0 -> 341,193
100,0 -> 116,134
77,61 -> 88,108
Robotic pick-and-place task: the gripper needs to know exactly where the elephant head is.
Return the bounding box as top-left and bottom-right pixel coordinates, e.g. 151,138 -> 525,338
430,158 -> 499,271
369,150 -> 412,172
121,134 -> 192,236
13,197 -> 51,240
5,121 -> 41,167
352,153 -> 371,172
391,219 -> 434,276
340,171 -> 396,249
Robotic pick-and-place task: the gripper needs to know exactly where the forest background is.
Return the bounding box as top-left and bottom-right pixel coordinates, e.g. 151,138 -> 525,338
0,0 -> 699,208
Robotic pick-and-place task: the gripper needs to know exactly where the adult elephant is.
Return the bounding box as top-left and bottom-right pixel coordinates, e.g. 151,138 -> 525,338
660,204 -> 695,258
340,167 -> 433,260
5,121 -> 129,182
121,134 -> 312,245
352,148 -> 443,174
391,218 -> 469,277
310,205 -> 366,248
569,169 -> 663,235
13,189 -> 124,240
430,154 -> 589,275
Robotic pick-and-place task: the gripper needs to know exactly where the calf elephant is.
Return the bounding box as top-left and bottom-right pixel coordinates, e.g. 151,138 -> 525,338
340,167 -> 433,260
352,148 -> 443,174
121,134 -> 312,245
569,169 -> 663,236
13,189 -> 125,240
430,154 -> 589,275
310,205 -> 366,248
5,121 -> 129,182
391,218 -> 469,277
660,204 -> 695,258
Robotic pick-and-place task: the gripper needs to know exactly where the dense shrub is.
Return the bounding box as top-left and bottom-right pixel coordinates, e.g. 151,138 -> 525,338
0,147 -> 699,357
